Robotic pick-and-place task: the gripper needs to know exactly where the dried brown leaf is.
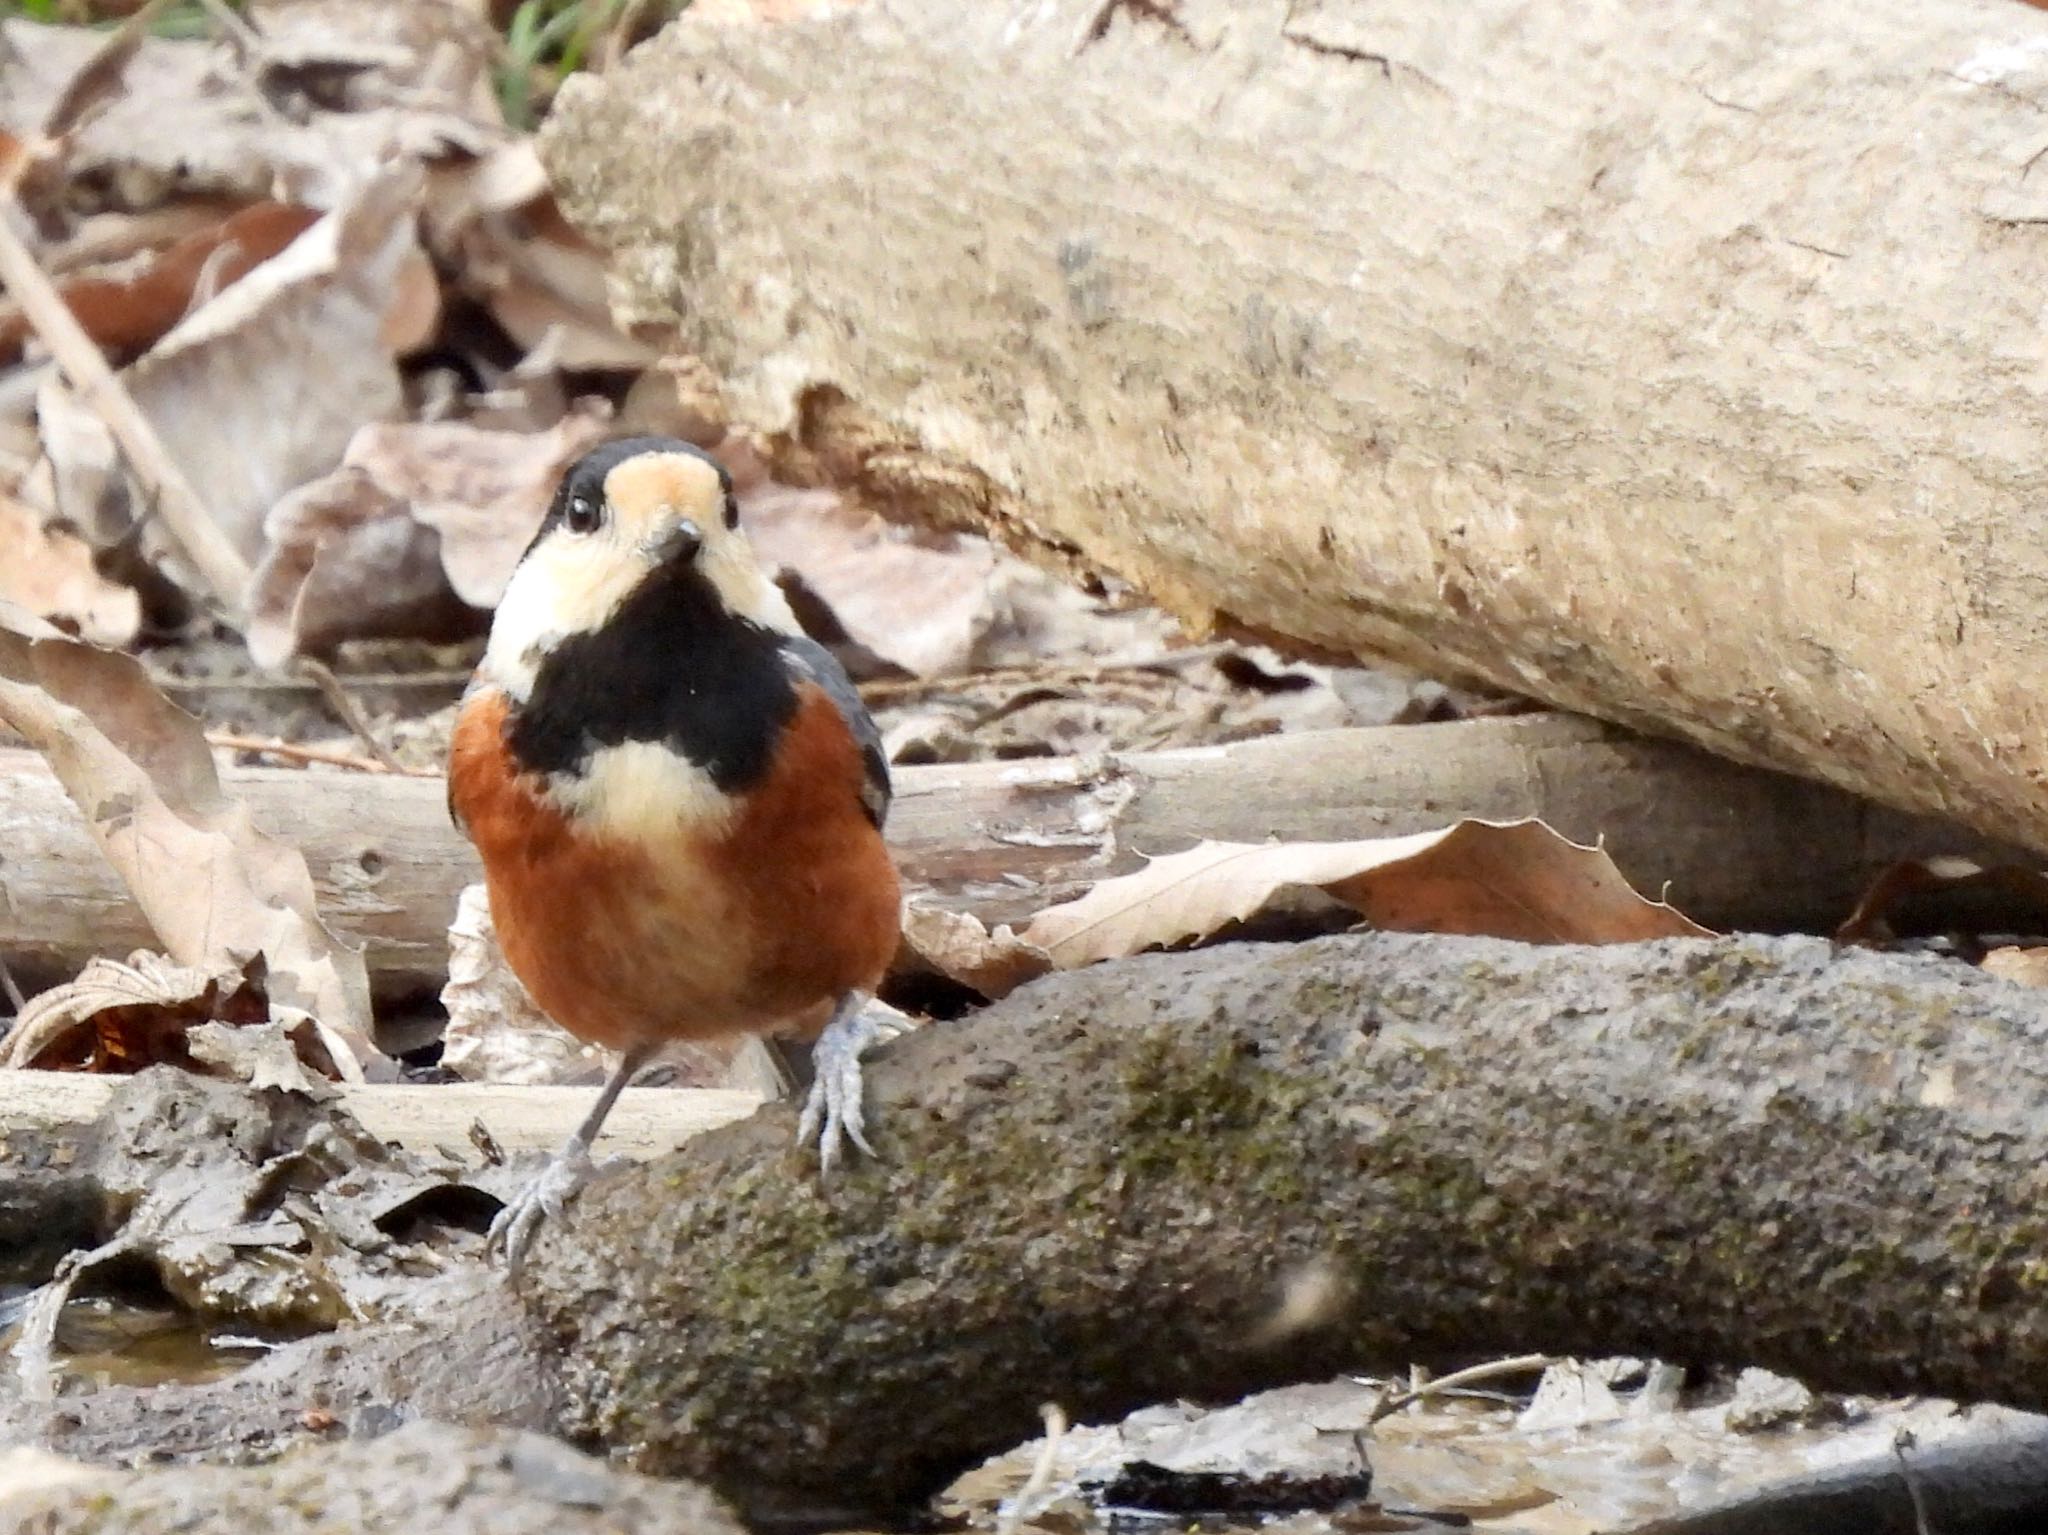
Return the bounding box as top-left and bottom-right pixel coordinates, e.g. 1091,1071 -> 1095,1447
0,490 -> 138,645
0,9 -> 503,220
243,407 -> 610,665
4,950 -> 254,1072
740,484 -> 1000,677
4,949 -> 352,1088
118,164 -> 424,563
897,904 -> 1052,999
0,602 -> 376,1069
245,466 -> 476,669
0,202 -> 322,367
359,407 -> 614,605
1022,821 -> 1713,970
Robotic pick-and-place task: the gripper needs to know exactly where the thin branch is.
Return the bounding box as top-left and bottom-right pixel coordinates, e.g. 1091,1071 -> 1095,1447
996,1402 -> 1068,1535
1365,1353 -> 1556,1424
290,658 -> 405,773
0,200 -> 253,616
205,732 -> 434,778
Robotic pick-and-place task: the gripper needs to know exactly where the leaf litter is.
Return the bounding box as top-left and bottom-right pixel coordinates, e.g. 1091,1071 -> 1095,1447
0,5 -> 2016,1528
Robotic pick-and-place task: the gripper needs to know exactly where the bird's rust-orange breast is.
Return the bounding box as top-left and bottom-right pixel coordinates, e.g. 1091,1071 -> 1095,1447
708,684 -> 902,1033
449,684 -> 898,1052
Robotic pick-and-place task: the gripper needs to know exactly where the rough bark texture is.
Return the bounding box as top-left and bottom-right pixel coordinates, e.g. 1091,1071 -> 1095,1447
0,717 -> 2026,994
0,1422 -> 741,1535
541,0 -> 2048,851
522,932 -> 2048,1514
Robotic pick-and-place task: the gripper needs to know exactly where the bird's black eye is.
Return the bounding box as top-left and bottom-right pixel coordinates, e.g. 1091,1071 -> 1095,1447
565,495 -> 602,534
723,491 -> 740,531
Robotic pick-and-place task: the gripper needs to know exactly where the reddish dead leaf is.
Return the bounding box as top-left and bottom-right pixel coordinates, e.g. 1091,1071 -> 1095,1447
1022,821 -> 1712,970
5,951 -> 263,1073
0,202 -> 322,367
0,491 -> 138,645
0,602 -> 376,1070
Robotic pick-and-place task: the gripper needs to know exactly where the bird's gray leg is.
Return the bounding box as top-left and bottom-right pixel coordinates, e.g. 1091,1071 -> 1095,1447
795,992 -> 904,1173
492,1041 -> 655,1275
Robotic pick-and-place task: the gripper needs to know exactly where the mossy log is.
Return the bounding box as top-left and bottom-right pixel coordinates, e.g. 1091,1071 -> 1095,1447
522,932 -> 2048,1517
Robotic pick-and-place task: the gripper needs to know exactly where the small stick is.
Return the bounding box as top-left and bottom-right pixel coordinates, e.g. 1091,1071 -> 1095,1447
291,657 -> 405,773
0,949 -> 25,1015
1366,1353 -> 1556,1424
205,732 -> 434,777
0,200 -> 252,615
856,644 -> 1239,704
1894,1428 -> 1934,1535
996,1402 -> 1069,1535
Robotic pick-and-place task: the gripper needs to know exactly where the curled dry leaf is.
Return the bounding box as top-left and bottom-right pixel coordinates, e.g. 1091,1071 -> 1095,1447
0,601 -> 376,1069
361,406 -> 614,606
0,490 -> 138,646
1021,820 -> 1714,971
0,202 -> 322,367
245,467 -> 477,670
0,6 -> 502,217
740,479 -> 1175,679
4,951 -> 354,1087
897,903 -> 1052,999
119,164 -> 424,564
244,406 -> 611,666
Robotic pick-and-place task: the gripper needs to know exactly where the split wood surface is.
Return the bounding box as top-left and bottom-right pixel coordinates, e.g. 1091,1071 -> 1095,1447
542,0 -> 2048,851
0,714 -> 2018,992
0,1069 -> 760,1161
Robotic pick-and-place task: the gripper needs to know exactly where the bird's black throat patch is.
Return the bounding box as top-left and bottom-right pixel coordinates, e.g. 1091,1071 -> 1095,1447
507,561 -> 797,793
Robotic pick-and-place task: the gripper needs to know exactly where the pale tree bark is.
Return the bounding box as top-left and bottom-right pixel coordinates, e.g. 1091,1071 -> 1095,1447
541,0 -> 2048,851
0,719 -> 2023,992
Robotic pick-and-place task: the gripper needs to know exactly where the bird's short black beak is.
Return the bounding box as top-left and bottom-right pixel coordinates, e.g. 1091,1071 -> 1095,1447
649,520 -> 703,567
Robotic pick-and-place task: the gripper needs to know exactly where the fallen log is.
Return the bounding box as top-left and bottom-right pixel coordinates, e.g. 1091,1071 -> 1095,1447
0,1071 -> 760,1161
0,716 -> 2022,993
541,0 -> 2048,851
521,932 -> 2048,1515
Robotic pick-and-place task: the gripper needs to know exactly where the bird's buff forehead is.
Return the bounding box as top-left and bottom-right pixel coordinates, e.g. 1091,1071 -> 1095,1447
602,451 -> 725,533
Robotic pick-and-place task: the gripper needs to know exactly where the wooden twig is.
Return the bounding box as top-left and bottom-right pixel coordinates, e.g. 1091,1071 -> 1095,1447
205,732 -> 436,778
0,201 -> 253,615
1365,1353 -> 1556,1423
291,657 -> 406,773
996,1403 -> 1069,1535
855,643 -> 1238,703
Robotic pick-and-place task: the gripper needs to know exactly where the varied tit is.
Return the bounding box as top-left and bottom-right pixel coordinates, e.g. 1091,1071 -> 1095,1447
448,435 -> 901,1269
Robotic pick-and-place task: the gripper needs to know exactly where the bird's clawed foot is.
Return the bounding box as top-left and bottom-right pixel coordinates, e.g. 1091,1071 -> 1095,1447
796,994 -> 905,1174
490,1139 -> 598,1276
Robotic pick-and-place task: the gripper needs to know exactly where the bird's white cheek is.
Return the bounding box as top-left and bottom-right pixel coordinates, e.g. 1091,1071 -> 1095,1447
544,740 -> 738,842
482,541 -> 650,699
